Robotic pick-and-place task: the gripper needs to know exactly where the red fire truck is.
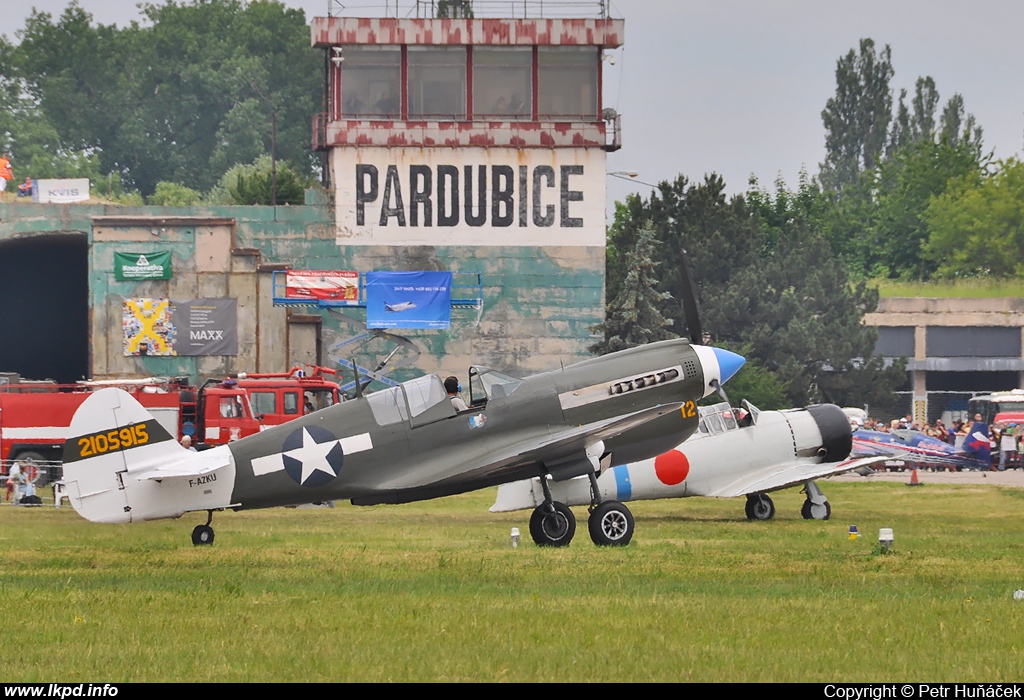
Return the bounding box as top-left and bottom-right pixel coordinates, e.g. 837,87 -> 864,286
0,367 -> 343,483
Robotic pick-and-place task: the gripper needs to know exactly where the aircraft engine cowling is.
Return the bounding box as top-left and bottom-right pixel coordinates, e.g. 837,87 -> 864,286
805,404 -> 853,462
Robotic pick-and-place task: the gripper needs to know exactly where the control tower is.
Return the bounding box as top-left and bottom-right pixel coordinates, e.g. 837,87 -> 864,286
310,2 -> 624,373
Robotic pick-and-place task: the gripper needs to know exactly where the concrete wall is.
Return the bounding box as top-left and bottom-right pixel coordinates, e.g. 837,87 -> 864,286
0,200 -> 603,384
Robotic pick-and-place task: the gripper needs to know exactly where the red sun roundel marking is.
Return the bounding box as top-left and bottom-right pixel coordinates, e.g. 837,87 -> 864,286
654,449 -> 689,485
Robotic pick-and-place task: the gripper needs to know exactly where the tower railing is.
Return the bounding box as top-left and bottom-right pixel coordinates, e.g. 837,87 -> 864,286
326,0 -> 614,19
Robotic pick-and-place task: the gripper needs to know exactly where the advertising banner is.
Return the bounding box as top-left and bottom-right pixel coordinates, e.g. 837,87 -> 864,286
285,270 -> 359,302
123,298 -> 237,356
114,251 -> 172,281
365,271 -> 452,330
33,178 -> 90,203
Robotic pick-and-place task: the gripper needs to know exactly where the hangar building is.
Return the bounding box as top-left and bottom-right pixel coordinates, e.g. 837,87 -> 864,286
867,297 -> 1024,422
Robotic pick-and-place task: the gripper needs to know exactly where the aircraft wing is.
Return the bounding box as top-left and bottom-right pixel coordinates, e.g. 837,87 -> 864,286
501,402 -> 685,463
705,455 -> 892,498
352,402 -> 685,503
134,447 -> 233,482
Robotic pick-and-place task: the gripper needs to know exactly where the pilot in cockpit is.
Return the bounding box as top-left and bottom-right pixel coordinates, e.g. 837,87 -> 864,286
444,376 -> 469,412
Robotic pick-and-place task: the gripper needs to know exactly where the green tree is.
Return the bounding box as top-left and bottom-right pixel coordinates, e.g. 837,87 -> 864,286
0,32 -> 103,183
743,182 -> 906,406
923,158 -> 1024,278
11,0 -> 321,195
591,225 -> 677,355
819,39 -> 894,193
605,172 -> 904,407
606,175 -> 763,342
864,124 -> 986,280
210,154 -> 310,205
148,181 -> 204,206
815,39 -> 989,280
911,76 -> 939,142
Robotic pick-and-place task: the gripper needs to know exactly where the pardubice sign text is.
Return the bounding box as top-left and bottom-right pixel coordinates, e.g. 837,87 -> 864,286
356,164 -> 585,228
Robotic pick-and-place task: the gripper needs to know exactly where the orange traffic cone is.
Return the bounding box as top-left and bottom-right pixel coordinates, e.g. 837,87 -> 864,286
907,468 -> 922,486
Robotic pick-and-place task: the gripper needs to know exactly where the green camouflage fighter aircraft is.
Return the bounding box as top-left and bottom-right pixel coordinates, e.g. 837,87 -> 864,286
60,339 -> 744,547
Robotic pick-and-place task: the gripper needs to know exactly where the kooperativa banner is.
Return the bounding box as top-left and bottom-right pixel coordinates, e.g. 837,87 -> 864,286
114,251 -> 172,281
123,298 -> 237,356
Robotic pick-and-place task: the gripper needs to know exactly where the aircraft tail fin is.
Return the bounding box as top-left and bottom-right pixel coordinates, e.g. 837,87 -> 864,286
61,388 -> 234,523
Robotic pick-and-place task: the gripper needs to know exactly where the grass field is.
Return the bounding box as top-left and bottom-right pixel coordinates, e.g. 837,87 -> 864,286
2,482 -> 1024,682
874,278 -> 1024,298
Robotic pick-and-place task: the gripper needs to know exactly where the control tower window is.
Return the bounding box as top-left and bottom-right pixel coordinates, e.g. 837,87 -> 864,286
341,47 -> 401,119
408,47 -> 467,119
538,47 -> 598,119
473,48 -> 532,120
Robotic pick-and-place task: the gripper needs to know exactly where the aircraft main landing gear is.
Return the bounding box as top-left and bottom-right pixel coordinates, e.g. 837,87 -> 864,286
800,480 -> 831,520
588,500 -> 634,546
745,493 -> 775,521
191,510 -> 215,546
801,499 -> 831,520
583,464 -> 634,546
529,473 -> 575,546
529,501 -> 575,546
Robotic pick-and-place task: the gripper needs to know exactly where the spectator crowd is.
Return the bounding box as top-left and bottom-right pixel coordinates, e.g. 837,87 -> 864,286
852,412 -> 1020,471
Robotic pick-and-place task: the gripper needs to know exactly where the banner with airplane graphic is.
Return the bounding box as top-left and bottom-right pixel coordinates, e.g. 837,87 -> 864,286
114,251 -> 172,281
365,271 -> 452,330
123,298 -> 237,356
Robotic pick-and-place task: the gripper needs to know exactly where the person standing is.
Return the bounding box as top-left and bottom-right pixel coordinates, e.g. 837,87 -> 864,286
4,459 -> 25,503
962,413 -> 992,470
0,154 -> 12,197
3,460 -> 20,502
999,422 -> 1017,471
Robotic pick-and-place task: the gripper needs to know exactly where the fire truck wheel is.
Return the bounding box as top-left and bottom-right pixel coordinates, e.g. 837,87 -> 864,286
191,524 -> 215,546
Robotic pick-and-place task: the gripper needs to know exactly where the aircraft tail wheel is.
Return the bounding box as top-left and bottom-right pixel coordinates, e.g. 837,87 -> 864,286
801,498 -> 831,520
745,493 -> 775,521
191,524 -> 215,546
529,501 -> 576,547
588,500 -> 635,546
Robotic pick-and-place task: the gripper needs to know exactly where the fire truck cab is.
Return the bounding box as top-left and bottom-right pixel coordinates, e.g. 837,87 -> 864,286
0,367 -> 342,482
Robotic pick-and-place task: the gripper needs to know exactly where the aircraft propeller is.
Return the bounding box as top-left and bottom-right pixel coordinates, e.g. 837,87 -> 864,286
677,246 -> 704,345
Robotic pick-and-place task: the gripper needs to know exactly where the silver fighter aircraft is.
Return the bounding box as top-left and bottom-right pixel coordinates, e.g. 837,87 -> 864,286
492,400 -> 891,526
60,339 -> 744,547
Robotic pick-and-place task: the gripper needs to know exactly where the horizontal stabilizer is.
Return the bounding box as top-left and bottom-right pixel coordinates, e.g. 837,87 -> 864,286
137,446 -> 233,481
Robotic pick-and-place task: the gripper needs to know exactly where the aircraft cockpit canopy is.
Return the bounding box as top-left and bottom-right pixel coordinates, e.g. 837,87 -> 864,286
402,374 -> 448,418
696,400 -> 760,436
469,366 -> 522,407
698,402 -> 738,435
366,374 -> 450,426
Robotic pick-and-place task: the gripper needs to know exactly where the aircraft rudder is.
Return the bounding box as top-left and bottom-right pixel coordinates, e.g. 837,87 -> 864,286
62,388 -> 176,466
61,388 -> 178,524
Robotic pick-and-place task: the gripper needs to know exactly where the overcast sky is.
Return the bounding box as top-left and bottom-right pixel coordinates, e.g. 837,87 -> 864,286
3,1 -> 1023,210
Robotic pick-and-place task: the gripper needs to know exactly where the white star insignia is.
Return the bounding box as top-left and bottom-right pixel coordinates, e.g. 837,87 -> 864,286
283,428 -> 342,484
